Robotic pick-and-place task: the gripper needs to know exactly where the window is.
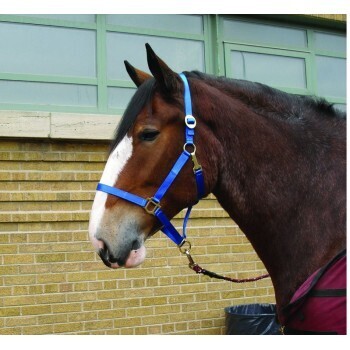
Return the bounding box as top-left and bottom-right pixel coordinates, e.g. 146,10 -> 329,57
313,31 -> 346,109
222,17 -> 346,111
223,18 -> 308,49
225,46 -> 309,93
0,15 -> 346,115
0,14 -> 205,114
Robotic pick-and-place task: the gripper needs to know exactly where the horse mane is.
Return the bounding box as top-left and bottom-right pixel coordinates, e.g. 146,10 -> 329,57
185,71 -> 346,122
111,70 -> 345,152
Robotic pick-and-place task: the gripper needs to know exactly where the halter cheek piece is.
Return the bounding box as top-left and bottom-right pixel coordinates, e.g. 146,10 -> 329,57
96,73 -> 205,248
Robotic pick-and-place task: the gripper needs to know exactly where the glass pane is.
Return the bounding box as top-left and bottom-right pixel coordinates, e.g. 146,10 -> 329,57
230,51 -> 306,89
108,87 -> 136,110
106,14 -> 203,35
0,22 -> 96,77
315,56 -> 346,98
16,14 -> 96,23
333,104 -> 346,113
314,32 -> 346,54
107,33 -> 204,81
223,19 -> 307,48
0,81 -> 97,107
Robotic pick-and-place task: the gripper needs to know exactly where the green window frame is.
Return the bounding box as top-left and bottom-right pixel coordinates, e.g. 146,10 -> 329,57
0,14 -> 208,115
0,15 -> 99,114
224,44 -> 313,95
0,14 -> 346,115
102,14 -> 209,113
219,16 -> 346,110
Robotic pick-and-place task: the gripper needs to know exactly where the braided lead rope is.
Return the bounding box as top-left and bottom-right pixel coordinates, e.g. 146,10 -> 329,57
183,249 -> 270,283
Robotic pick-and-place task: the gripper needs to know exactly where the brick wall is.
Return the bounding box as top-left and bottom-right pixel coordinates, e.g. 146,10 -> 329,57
0,139 -> 274,335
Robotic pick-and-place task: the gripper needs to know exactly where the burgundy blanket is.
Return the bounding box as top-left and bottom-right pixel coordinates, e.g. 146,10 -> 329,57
281,250 -> 346,335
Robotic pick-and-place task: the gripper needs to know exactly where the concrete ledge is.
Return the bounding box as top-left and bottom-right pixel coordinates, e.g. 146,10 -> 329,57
0,111 -> 51,138
0,110 -> 120,140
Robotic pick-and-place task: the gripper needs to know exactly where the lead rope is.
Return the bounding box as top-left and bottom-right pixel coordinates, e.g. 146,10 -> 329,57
179,242 -> 270,283
178,73 -> 269,283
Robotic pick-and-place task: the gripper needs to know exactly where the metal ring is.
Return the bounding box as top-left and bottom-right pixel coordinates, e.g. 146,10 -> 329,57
178,240 -> 192,254
183,143 -> 196,154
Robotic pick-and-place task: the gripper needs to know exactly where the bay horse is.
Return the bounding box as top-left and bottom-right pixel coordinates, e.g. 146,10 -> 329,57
89,44 -> 346,334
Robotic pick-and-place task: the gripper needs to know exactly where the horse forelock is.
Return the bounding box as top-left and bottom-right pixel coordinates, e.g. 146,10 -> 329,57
110,78 -> 156,154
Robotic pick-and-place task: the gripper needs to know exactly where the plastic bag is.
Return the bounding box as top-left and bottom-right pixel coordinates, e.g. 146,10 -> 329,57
225,303 -> 281,335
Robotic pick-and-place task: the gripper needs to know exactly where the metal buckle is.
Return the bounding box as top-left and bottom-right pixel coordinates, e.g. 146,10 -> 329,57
144,198 -> 161,215
185,115 -> 196,129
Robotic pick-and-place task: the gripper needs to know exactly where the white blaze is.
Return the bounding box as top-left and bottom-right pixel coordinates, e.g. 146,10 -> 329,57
88,136 -> 133,247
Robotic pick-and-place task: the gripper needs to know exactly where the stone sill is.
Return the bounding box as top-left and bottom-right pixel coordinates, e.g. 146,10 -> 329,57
0,110 -> 121,141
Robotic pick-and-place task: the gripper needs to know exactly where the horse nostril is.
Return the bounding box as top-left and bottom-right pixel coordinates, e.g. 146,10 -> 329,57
98,242 -> 112,268
97,241 -> 125,267
131,239 -> 140,251
94,237 -> 105,251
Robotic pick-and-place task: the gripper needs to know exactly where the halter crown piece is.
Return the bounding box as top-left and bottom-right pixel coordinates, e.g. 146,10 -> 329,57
96,73 -> 205,248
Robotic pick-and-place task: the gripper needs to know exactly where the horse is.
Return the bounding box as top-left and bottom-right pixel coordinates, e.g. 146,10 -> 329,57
89,44 -> 346,334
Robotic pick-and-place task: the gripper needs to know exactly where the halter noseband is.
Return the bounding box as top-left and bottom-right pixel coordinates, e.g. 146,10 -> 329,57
96,73 -> 205,248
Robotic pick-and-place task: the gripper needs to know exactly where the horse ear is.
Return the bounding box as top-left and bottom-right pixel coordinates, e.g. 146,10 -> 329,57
124,60 -> 152,87
145,43 -> 181,93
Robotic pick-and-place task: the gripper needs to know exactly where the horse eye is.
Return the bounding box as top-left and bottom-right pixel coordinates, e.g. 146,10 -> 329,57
139,129 -> 160,142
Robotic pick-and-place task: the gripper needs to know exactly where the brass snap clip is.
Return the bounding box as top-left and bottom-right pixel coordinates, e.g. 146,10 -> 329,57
191,152 -> 202,172
183,143 -> 202,172
178,240 -> 197,268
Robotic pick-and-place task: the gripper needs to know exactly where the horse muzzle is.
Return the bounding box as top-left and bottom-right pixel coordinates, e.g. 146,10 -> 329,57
94,237 -> 146,269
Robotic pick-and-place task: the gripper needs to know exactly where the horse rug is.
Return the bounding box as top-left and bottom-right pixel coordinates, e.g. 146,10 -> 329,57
281,249 -> 346,334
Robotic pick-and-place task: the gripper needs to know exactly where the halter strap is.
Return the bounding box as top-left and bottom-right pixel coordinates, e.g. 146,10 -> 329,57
179,73 -> 192,116
96,183 -> 147,207
96,73 -> 204,247
179,73 -> 195,145
153,150 -> 191,203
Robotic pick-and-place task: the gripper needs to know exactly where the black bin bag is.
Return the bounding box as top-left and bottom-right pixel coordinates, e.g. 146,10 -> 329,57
225,303 -> 281,335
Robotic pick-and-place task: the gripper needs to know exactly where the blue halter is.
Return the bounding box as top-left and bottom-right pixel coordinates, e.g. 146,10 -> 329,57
96,73 -> 205,247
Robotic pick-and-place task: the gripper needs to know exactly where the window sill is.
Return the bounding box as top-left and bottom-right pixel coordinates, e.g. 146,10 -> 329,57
0,110 -> 120,141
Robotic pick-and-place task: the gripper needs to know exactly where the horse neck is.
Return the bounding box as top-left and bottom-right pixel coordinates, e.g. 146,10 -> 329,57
192,78 -> 346,313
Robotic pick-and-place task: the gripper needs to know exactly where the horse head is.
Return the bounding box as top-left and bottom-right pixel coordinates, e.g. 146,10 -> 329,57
89,44 -> 218,269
